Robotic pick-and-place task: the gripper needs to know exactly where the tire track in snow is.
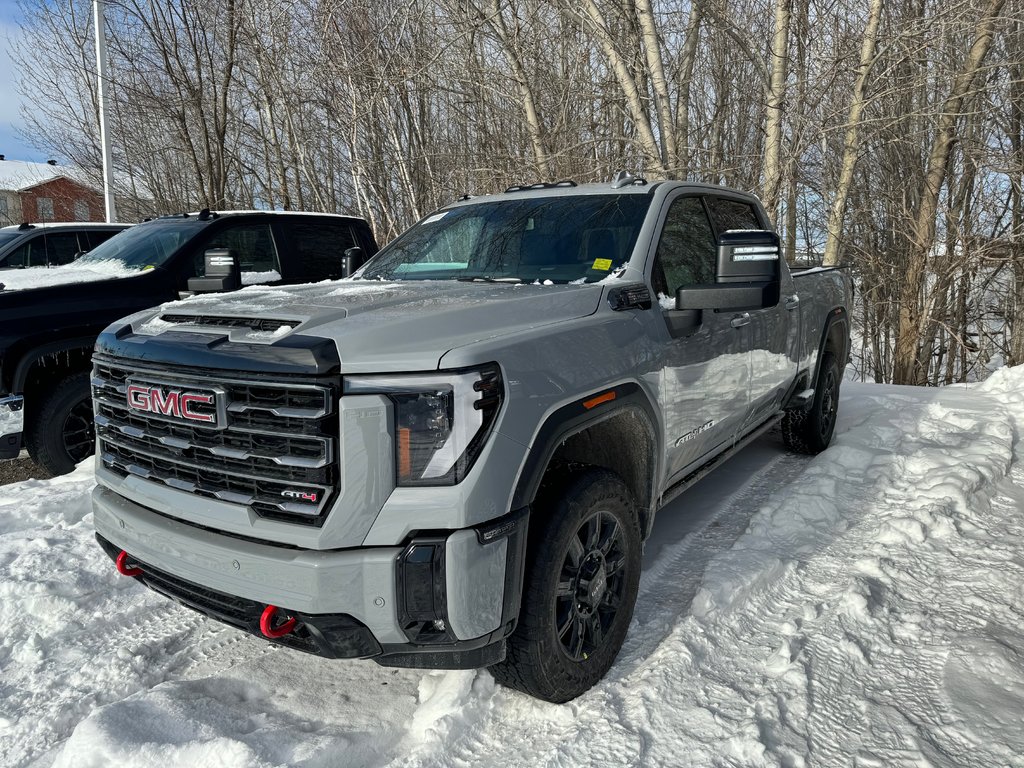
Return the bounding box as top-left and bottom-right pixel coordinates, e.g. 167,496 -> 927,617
391,441 -> 813,768
6,598 -> 275,767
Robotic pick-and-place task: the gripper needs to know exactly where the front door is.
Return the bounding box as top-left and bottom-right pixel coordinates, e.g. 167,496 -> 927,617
648,194 -> 750,484
705,196 -> 796,428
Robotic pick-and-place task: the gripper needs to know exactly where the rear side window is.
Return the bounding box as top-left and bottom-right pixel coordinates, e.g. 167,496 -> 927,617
285,221 -> 356,281
43,232 -> 81,266
706,197 -> 761,233
84,229 -> 121,250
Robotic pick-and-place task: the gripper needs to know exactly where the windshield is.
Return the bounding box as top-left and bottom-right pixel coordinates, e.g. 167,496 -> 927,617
360,194 -> 652,283
0,231 -> 24,251
76,218 -> 209,270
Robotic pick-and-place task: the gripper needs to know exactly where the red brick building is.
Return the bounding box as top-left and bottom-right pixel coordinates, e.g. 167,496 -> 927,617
0,159 -> 105,225
18,176 -> 104,223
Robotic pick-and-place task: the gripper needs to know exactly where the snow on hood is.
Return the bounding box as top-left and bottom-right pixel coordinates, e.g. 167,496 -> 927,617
0,259 -> 143,292
131,279 -> 606,371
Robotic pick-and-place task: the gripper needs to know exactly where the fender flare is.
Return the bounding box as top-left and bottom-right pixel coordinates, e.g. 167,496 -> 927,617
510,381 -> 661,515
11,336 -> 97,394
810,307 -> 849,386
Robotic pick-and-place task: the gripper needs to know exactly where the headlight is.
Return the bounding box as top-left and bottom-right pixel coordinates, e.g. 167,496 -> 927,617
343,363 -> 503,486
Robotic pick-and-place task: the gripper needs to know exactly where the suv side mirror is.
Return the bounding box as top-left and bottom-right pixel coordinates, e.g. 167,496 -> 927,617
187,248 -> 241,294
341,246 -> 367,278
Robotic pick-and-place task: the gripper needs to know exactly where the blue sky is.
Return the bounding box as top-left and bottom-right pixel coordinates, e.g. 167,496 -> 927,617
0,0 -> 47,162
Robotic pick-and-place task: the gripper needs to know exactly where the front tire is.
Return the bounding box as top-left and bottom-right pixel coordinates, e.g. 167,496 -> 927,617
25,371 -> 95,476
490,467 -> 642,703
782,350 -> 841,454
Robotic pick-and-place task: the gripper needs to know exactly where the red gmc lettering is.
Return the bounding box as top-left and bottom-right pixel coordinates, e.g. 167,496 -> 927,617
181,393 -> 215,423
126,384 -> 215,423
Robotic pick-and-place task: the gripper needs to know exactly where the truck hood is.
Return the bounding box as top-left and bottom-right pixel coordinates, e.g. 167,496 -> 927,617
129,279 -> 606,372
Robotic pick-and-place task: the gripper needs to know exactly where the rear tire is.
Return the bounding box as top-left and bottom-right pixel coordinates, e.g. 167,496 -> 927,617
782,350 -> 841,455
25,371 -> 95,476
490,467 -> 642,703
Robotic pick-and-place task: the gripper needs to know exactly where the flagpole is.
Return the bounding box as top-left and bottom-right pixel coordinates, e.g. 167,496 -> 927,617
93,0 -> 117,222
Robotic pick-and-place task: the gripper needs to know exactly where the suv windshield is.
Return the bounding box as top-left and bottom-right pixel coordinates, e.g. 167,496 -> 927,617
77,218 -> 209,271
360,194 -> 651,283
0,231 -> 24,250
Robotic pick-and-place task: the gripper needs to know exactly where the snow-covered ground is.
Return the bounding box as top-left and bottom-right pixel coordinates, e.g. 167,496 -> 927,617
2,373 -> 1024,767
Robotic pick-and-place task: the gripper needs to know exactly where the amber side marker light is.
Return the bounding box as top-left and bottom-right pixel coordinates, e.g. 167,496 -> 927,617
583,390 -> 617,410
398,427 -> 412,480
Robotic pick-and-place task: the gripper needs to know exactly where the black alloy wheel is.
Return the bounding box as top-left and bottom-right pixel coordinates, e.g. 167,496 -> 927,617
555,510 -> 628,662
490,467 -> 642,703
62,397 -> 96,463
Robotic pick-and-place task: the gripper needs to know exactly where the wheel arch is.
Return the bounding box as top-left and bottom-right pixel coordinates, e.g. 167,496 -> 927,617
811,307 -> 849,385
511,382 -> 661,539
13,337 -> 97,396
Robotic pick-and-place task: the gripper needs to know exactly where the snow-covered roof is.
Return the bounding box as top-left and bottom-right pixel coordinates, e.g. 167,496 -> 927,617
0,159 -> 97,193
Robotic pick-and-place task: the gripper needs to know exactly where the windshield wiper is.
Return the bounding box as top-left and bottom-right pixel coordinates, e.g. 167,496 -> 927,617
456,276 -> 523,283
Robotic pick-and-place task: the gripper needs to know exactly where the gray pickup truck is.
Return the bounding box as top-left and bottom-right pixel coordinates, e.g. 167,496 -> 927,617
90,175 -> 851,702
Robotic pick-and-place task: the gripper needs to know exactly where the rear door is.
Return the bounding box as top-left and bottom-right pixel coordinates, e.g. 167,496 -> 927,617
650,193 -> 750,483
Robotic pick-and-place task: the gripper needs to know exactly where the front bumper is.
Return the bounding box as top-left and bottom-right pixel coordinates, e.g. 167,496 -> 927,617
0,394 -> 24,459
92,484 -> 527,669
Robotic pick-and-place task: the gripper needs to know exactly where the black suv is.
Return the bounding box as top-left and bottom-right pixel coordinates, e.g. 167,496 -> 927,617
0,222 -> 130,269
0,210 -> 378,475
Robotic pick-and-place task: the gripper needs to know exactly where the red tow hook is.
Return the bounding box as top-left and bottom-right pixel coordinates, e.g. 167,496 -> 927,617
260,605 -> 297,638
115,550 -> 143,577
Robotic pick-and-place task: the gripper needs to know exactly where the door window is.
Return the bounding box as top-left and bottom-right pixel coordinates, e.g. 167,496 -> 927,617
652,196 -> 718,298
706,198 -> 760,233
196,224 -> 280,280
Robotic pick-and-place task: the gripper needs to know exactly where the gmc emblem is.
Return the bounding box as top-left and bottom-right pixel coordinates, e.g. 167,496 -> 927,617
126,382 -> 222,426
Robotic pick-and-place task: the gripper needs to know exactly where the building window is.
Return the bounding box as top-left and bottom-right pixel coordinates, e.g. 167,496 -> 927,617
37,197 -> 54,221
73,199 -> 90,221
0,197 -> 8,224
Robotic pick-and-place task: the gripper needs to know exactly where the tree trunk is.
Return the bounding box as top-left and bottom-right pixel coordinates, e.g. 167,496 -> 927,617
822,0 -> 884,267
892,0 -> 1006,384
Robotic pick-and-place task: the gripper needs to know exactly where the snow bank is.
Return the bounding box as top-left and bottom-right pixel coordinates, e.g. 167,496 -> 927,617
2,371 -> 1024,766
0,261 -> 142,292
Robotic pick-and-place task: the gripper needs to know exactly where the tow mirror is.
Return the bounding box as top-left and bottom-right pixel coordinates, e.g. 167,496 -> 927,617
672,230 -> 782,314
187,248 -> 240,294
676,282 -> 776,312
716,230 -> 780,283
341,246 -> 366,278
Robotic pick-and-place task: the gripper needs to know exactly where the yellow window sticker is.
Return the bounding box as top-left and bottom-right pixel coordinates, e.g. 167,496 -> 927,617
592,258 -> 613,271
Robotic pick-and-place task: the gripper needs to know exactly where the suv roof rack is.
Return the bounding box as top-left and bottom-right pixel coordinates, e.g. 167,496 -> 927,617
504,180 -> 578,193
18,222 -> 35,231
609,171 -> 647,189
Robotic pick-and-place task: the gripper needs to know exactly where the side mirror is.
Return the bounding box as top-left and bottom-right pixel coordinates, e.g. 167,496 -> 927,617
672,229 -> 782,313
187,248 -> 240,294
341,246 -> 367,278
716,230 -> 780,283
676,282 -> 778,312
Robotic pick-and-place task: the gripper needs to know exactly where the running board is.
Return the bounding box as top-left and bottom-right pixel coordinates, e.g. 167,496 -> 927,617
659,412 -> 784,509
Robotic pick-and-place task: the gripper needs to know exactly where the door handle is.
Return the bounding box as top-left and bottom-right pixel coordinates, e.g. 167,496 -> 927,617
785,295 -> 800,311
730,313 -> 751,329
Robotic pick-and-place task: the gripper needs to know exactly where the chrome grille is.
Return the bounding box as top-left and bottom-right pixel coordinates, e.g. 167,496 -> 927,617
92,357 -> 338,526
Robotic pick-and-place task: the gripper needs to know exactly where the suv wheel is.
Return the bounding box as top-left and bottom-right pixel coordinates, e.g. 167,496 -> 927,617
782,350 -> 841,454
490,467 -> 641,703
25,371 -> 95,476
